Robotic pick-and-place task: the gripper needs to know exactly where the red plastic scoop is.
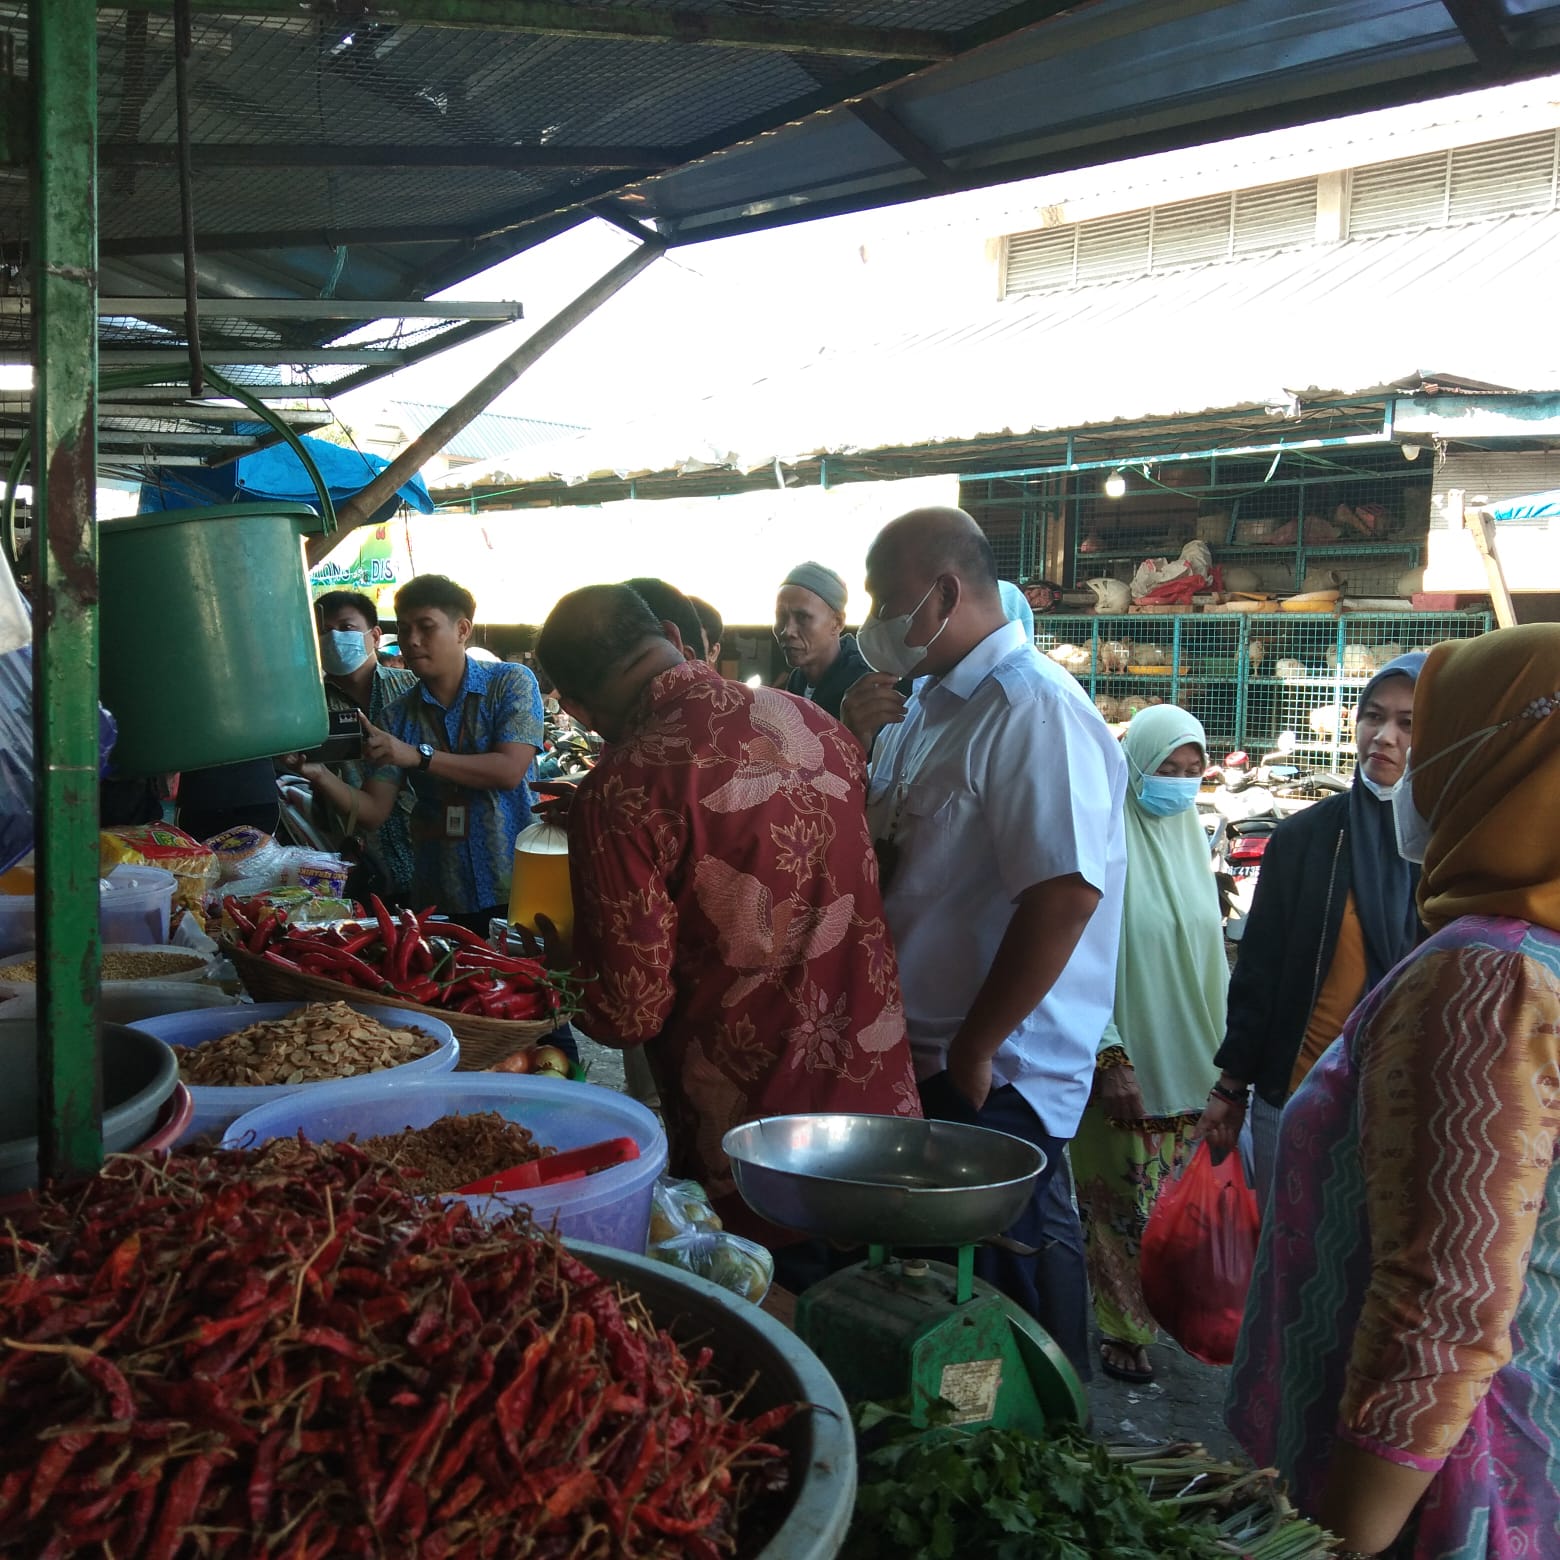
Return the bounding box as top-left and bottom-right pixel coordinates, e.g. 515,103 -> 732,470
454,1135 -> 640,1196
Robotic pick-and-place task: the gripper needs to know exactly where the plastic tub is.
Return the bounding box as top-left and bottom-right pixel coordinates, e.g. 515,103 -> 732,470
222,1073 -> 667,1253
0,1019 -> 181,1194
0,980 -> 238,1024
571,1242 -> 855,1559
0,942 -> 211,988
130,1002 -> 459,1147
0,866 -> 179,955
100,866 -> 178,945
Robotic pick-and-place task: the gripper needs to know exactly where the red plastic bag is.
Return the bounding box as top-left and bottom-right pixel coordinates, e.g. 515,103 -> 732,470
1139,1141 -> 1260,1366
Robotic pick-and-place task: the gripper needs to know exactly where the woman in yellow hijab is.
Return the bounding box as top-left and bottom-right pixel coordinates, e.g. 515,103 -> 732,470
1227,624 -> 1560,1560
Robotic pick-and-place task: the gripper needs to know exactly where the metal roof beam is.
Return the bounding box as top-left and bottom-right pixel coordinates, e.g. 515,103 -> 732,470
0,347 -> 406,366
89,297 -> 520,321
132,1 -> 955,59
98,142 -> 674,172
98,223 -> 468,256
848,100 -> 954,187
311,314 -> 517,399
92,403 -> 334,426
1439,0 -> 1516,70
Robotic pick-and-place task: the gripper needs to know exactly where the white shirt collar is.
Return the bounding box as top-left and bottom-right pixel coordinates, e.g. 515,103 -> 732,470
932,619 -> 1027,703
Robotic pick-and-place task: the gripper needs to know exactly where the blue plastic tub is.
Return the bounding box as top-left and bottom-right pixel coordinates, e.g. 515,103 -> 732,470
129,1001 -> 458,1147
221,1073 -> 667,1254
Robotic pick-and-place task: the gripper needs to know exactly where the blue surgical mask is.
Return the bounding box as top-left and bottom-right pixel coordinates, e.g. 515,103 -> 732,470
1136,775 -> 1201,817
320,629 -> 370,677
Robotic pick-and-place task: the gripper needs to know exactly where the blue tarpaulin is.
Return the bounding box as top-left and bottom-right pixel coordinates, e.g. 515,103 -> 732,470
137,434 -> 434,521
1486,490 -> 1560,525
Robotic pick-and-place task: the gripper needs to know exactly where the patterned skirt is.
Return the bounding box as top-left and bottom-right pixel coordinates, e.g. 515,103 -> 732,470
1071,1107 -> 1199,1348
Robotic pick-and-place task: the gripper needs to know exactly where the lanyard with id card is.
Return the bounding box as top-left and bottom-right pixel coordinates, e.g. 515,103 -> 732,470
416,689 -> 480,840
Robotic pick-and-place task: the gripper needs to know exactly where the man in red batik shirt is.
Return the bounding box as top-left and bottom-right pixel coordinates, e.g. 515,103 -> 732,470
536,583 -> 920,1241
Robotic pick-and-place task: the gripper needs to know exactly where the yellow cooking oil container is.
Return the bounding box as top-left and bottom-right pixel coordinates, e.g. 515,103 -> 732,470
507,815 -> 573,943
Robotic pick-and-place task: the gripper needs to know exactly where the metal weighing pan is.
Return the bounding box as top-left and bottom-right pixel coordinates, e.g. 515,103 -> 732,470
723,1114 -> 1044,1248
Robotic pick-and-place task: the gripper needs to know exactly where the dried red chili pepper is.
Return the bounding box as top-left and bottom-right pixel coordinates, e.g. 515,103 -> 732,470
1,1144 -> 794,1557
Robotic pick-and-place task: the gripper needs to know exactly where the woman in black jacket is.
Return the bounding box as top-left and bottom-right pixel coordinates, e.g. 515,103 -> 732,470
1197,652 -> 1426,1209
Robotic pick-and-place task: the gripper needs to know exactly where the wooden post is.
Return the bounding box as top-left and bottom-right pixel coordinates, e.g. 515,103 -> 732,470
1457,489 -> 1518,629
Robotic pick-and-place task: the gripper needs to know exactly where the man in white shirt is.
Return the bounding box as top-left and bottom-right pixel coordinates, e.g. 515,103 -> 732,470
844,506 -> 1128,1372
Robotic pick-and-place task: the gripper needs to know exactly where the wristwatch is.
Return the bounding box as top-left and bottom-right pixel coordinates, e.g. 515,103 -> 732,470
416,743 -> 435,771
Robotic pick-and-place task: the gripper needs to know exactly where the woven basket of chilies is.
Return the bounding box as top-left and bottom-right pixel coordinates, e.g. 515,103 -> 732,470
224,896 -> 573,1070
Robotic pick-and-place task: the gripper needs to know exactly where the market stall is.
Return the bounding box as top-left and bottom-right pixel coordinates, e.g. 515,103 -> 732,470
13,2 -> 1557,1554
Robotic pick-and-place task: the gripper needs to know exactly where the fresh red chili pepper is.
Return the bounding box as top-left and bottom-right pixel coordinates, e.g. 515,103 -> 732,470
246,908 -> 278,953
425,919 -> 491,949
369,893 -> 399,956
261,950 -> 305,974
222,895 -> 254,935
306,946 -> 388,990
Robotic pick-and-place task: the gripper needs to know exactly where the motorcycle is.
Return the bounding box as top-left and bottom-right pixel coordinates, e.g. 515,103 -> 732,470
536,714 -> 600,780
1203,735 -> 1348,941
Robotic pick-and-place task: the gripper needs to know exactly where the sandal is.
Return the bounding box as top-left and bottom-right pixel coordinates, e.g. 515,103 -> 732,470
1099,1339 -> 1154,1384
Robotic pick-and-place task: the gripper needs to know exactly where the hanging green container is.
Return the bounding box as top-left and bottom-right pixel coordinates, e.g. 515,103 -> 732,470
100,503 -> 329,775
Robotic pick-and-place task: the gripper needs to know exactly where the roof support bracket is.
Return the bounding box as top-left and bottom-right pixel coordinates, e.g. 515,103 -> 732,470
319,238 -> 666,559
1440,0 -> 1516,69
848,100 -> 954,187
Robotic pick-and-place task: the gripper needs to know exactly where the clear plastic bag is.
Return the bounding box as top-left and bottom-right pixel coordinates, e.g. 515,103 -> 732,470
645,1176 -> 774,1303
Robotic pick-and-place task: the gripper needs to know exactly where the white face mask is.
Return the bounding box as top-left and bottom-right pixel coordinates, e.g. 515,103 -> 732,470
856,583 -> 947,677
320,629 -> 370,677
1358,772 -> 1396,802
1391,764 -> 1431,863
1391,724 -> 1511,863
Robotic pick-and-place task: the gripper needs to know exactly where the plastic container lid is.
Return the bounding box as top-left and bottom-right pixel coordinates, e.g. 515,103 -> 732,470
129,1001 -> 460,1147
222,1073 -> 667,1255
102,501 -> 323,537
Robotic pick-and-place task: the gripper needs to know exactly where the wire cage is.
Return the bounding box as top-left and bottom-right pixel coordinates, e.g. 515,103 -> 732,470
1031,613 -> 1244,757
1068,455 -> 1431,598
1242,611 -> 1492,768
1030,609 -> 1492,764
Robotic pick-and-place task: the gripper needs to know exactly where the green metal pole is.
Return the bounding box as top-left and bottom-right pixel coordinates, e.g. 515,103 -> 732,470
30,0 -> 102,1180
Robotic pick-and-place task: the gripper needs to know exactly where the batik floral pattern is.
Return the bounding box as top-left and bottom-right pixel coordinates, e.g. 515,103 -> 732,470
569,659 -> 919,1238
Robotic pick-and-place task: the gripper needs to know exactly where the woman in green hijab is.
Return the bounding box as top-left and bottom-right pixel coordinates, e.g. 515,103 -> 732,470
1073,703 -> 1228,1383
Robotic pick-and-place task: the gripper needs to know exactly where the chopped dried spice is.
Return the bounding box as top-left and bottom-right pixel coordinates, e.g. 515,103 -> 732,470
356,1111 -> 553,1193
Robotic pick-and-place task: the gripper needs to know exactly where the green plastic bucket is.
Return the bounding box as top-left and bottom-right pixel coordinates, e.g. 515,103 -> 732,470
100,502 -> 330,775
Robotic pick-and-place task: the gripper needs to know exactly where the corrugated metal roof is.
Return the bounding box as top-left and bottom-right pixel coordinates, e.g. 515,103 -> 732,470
9,2 -> 1560,332
383,401 -> 586,463
438,208 -> 1560,495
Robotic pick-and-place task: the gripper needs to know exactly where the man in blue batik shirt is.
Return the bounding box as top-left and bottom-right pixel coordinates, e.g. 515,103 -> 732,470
358,573 -> 544,929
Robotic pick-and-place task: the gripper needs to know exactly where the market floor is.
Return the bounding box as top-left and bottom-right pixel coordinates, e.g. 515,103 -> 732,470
1086,1335 -> 1239,1460
577,1033 -> 1239,1459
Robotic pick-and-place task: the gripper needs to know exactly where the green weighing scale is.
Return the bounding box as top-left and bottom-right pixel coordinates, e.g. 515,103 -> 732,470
724,1115 -> 1089,1434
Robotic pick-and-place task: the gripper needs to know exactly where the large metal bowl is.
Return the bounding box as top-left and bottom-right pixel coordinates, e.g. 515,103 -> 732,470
722,1114 -> 1044,1248
0,1018 -> 181,1194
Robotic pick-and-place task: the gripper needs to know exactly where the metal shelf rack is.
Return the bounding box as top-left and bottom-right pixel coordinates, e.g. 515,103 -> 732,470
1029,609 -> 1492,763
1064,455 -> 1432,598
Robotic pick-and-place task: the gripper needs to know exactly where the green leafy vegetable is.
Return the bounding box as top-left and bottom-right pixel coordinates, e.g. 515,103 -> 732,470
844,1409 -> 1334,1560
